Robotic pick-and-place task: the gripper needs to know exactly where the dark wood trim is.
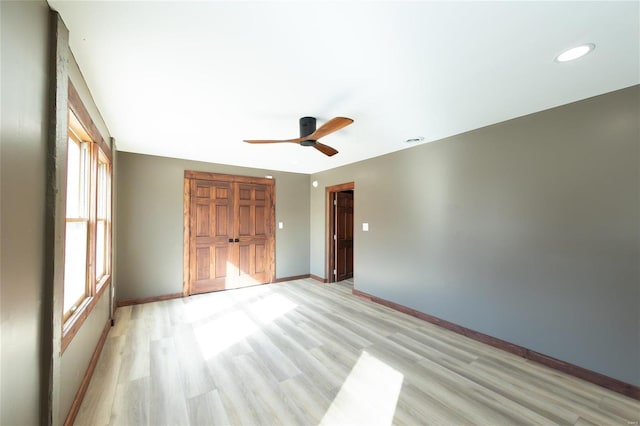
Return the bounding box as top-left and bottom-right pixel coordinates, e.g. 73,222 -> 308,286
325,182 -> 355,283
61,80 -> 114,355
63,319 -> 111,426
68,81 -> 111,162
184,170 -> 275,185
325,190 -> 334,283
310,274 -> 328,283
269,182 -> 276,284
109,137 -> 118,327
61,276 -> 111,353
108,137 -> 115,323
116,292 -> 184,307
352,288 -> 640,400
183,177 -> 190,296
327,182 -> 356,192
273,274 -> 311,283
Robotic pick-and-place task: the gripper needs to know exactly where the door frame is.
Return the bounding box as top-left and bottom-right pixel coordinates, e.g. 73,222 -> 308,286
183,170 -> 276,296
325,181 -> 355,283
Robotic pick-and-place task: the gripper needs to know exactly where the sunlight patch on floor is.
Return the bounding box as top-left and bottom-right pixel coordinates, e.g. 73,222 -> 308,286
194,310 -> 258,359
320,351 -> 404,426
194,291 -> 297,359
247,293 -> 297,324
184,294 -> 235,323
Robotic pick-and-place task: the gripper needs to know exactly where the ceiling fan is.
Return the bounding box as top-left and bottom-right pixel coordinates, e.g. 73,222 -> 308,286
243,116 -> 353,157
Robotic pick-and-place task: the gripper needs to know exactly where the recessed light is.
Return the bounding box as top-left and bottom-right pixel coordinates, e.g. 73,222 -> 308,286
405,136 -> 424,144
555,43 -> 595,62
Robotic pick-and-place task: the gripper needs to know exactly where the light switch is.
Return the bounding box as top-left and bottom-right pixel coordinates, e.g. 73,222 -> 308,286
278,222 -> 284,229
362,223 -> 369,231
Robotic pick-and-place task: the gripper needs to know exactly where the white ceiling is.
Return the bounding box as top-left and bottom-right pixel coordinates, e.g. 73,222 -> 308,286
48,1 -> 639,174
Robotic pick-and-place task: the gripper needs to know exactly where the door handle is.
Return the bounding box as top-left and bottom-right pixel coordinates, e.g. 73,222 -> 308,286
228,238 -> 234,243
234,238 -> 240,243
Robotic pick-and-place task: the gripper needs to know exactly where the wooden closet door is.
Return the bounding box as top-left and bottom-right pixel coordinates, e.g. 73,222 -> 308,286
186,172 -> 274,295
232,183 -> 272,288
189,179 -> 234,293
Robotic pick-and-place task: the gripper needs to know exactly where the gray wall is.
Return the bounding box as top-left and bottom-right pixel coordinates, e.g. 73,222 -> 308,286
310,86 -> 640,386
116,152 -> 310,301
0,2 -> 50,423
1,2 -> 115,423
59,295 -> 110,424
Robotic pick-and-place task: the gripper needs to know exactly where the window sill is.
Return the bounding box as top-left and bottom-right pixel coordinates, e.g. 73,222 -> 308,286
61,275 -> 111,353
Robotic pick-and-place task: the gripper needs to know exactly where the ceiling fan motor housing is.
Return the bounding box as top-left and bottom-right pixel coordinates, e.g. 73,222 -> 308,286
299,117 -> 317,145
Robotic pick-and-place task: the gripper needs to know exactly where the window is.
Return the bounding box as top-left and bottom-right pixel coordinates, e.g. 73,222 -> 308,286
95,151 -> 111,284
62,97 -> 112,346
63,129 -> 90,320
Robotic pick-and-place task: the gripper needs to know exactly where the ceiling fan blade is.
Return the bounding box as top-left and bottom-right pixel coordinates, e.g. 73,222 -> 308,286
243,137 -> 303,144
313,142 -> 339,157
308,117 -> 353,140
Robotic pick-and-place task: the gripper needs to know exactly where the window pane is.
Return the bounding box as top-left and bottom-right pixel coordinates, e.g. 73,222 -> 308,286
66,138 -> 80,217
64,131 -> 90,318
64,221 -> 88,314
97,162 -> 107,218
66,138 -> 90,219
95,157 -> 110,283
96,220 -> 105,280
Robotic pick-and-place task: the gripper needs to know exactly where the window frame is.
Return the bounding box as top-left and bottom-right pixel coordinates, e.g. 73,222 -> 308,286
62,132 -> 90,322
62,82 -> 113,353
95,149 -> 111,288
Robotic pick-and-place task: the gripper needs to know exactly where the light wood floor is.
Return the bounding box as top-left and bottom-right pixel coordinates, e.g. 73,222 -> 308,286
75,279 -> 639,425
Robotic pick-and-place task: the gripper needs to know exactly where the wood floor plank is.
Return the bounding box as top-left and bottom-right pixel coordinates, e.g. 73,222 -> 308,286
73,279 -> 640,425
308,338 -> 361,382
272,314 -> 323,349
110,305 -> 131,337
393,382 -> 474,425
205,351 -> 263,426
109,376 -> 150,426
278,374 -> 332,425
232,352 -> 303,425
412,357 -> 554,425
574,416 -> 600,426
245,329 -> 303,382
149,337 -> 190,425
186,389 -> 230,426
143,302 -> 173,341
74,335 -> 125,426
470,357 -> 634,425
117,318 -> 150,384
425,356 -> 600,424
172,324 -> 216,399
389,330 -> 479,364
599,395 -> 640,422
261,322 -> 346,400
294,306 -> 372,351
319,350 -> 404,426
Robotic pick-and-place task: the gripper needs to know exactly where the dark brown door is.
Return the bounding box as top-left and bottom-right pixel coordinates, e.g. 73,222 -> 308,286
187,173 -> 274,295
335,190 -> 354,281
